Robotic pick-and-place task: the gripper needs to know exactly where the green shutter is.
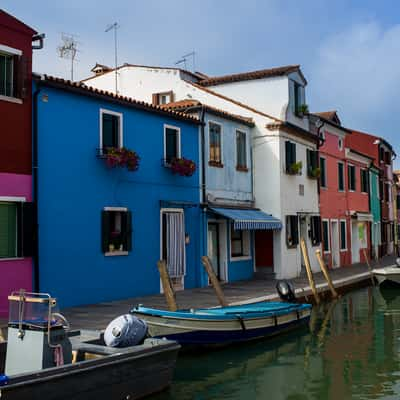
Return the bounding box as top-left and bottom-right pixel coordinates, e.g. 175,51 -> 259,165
0,203 -> 17,258
285,141 -> 291,172
122,211 -> 132,251
101,211 -> 111,253
292,216 -> 299,245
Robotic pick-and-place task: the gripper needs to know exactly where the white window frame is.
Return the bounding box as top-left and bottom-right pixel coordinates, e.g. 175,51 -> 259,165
229,226 -> 251,261
163,124 -> 181,164
103,206 -> 129,257
208,120 -> 223,165
339,219 -> 347,252
0,196 -> 26,261
99,108 -> 123,151
322,219 -> 330,253
235,129 -> 248,169
320,156 -> 327,188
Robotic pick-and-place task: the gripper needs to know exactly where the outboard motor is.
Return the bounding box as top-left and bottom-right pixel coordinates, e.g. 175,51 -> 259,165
276,280 -> 296,302
5,290 -> 72,376
104,314 -> 147,348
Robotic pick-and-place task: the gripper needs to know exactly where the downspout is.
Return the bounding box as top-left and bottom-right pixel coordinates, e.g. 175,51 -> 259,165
32,80 -> 42,292
200,106 -> 206,204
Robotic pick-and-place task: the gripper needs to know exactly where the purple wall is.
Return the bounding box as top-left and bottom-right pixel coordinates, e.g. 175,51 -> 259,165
0,173 -> 32,317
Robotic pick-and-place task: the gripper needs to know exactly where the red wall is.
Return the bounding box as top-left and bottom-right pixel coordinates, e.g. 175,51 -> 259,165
0,11 -> 36,175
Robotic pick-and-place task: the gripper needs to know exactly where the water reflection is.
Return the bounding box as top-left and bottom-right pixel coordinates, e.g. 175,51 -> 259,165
153,286 -> 400,400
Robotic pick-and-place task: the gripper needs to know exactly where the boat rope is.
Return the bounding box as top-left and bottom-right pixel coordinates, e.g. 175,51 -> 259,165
236,315 -> 246,331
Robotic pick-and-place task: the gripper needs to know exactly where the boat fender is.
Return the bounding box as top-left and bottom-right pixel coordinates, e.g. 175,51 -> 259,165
104,314 -> 148,348
0,374 -> 9,387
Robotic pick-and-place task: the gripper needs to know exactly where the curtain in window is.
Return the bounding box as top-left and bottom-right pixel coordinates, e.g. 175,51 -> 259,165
166,212 -> 185,277
209,123 -> 221,163
236,131 -> 246,168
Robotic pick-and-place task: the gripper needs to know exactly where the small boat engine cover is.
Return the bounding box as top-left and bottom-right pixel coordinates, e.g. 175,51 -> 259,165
104,314 -> 147,347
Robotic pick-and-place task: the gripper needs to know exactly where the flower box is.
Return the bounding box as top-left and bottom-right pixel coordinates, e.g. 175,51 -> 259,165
102,147 -> 140,172
169,157 -> 196,177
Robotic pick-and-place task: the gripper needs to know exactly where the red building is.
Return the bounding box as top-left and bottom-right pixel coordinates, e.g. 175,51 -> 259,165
0,10 -> 42,316
346,130 -> 396,257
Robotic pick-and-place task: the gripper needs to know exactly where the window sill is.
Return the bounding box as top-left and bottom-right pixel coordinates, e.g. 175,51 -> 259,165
340,249 -> 347,253
104,251 -> 129,257
0,257 -> 25,262
0,95 -> 22,104
209,161 -> 224,168
236,166 -> 248,172
230,255 -> 251,262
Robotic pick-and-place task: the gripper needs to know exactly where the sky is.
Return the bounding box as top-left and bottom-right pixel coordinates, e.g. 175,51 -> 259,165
3,0 -> 400,165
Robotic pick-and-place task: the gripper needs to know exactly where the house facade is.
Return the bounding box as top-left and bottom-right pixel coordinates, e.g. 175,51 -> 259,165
84,63 -> 320,279
33,75 -> 201,308
346,130 -> 396,258
0,11 -> 38,317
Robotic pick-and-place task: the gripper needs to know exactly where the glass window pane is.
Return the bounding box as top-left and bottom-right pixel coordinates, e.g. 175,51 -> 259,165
236,131 -> 246,168
340,221 -> 346,250
165,128 -> 178,162
5,55 -> 13,97
0,54 -> 6,96
102,113 -> 119,148
209,123 -> 221,163
0,203 -> 17,258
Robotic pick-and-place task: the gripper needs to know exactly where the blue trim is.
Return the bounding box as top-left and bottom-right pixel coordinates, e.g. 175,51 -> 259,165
209,207 -> 282,230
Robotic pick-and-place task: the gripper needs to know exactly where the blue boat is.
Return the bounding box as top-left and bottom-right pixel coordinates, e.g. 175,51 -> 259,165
131,301 -> 312,346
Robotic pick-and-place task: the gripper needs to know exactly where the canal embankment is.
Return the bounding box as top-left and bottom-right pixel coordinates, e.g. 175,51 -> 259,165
0,255 -> 395,339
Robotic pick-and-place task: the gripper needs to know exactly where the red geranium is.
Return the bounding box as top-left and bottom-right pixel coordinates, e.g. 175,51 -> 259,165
170,157 -> 196,177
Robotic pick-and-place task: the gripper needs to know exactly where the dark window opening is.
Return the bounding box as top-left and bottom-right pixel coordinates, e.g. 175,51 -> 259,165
165,127 -> 180,163
348,165 -> 356,191
101,209 -> 132,253
360,169 -> 369,193
286,215 -> 299,247
322,220 -> 330,252
102,112 -> 120,149
340,221 -> 346,250
338,163 -> 344,191
310,216 -> 321,246
320,157 -> 327,187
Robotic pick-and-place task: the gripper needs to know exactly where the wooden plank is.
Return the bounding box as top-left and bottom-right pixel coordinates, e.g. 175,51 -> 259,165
300,238 -> 320,305
315,249 -> 338,298
156,260 -> 177,311
201,256 -> 228,307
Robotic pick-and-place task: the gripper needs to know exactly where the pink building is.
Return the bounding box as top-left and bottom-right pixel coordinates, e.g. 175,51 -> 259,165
0,11 -> 41,317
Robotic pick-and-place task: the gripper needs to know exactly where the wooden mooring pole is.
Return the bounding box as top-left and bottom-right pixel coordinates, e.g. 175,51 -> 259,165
201,256 -> 228,307
157,260 -> 178,311
315,249 -> 338,299
300,238 -> 320,305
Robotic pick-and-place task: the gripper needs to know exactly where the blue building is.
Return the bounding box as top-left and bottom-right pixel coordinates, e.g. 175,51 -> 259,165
163,100 -> 282,286
33,75 -> 201,308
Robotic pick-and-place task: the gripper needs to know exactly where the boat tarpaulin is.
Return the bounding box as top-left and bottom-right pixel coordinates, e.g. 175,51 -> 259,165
209,207 -> 282,230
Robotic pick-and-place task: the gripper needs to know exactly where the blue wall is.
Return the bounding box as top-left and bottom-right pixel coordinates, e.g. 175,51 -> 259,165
36,84 -> 201,308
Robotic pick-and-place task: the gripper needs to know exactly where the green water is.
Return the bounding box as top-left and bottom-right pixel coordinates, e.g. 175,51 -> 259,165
154,286 -> 400,400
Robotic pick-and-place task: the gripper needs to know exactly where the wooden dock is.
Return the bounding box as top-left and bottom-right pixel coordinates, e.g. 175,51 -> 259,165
0,255 -> 395,339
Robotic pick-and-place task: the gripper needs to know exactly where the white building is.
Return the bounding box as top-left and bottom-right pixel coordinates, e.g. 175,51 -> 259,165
83,63 -> 321,278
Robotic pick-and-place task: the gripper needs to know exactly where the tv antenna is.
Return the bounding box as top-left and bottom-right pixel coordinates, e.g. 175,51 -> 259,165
105,22 -> 120,94
57,33 -> 79,81
175,51 -> 196,72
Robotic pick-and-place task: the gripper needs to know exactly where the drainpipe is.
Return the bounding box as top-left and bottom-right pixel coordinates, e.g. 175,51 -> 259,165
199,106 -> 206,204
32,33 -> 45,50
32,79 -> 42,292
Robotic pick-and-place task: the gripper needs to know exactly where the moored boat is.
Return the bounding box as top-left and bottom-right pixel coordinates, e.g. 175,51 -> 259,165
131,301 -> 312,347
372,265 -> 400,286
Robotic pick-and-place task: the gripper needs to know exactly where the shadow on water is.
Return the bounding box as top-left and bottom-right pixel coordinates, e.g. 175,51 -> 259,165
151,286 -> 400,400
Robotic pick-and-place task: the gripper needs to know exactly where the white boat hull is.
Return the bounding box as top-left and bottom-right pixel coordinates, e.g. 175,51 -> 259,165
372,266 -> 400,285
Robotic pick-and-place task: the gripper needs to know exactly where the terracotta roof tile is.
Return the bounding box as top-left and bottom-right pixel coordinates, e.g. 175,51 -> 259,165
161,99 -> 255,126
199,65 -> 305,87
34,75 -> 200,124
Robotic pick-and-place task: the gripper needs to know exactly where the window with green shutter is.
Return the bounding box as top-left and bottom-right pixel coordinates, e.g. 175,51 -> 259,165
0,202 -> 17,258
340,220 -> 347,250
348,165 -> 356,191
320,157 -> 327,187
307,149 -> 319,178
285,141 -> 298,174
360,169 -> 369,193
0,53 -> 14,97
322,220 -> 330,252
338,162 -> 344,191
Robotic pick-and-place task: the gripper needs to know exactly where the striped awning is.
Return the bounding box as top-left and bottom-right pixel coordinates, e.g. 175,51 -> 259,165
209,207 -> 282,230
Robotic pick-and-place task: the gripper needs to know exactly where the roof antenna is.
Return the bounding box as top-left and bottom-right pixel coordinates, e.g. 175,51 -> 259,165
175,51 -> 196,72
57,33 -> 79,81
105,22 -> 120,94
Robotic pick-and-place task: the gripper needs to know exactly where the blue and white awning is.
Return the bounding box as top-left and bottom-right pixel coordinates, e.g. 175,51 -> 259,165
209,207 -> 282,230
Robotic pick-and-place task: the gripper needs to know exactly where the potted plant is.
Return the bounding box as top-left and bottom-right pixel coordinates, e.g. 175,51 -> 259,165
309,167 -> 321,179
104,147 -> 140,172
170,157 -> 196,177
296,104 -> 309,117
288,161 -> 303,175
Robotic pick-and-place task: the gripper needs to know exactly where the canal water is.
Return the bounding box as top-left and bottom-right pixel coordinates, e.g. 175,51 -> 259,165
153,286 -> 400,400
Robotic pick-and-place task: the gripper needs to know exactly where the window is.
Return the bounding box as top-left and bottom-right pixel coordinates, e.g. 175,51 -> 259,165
338,138 -> 343,151
322,220 -> 330,252
0,201 -> 34,259
338,162 -> 344,191
310,216 -> 321,246
152,91 -> 174,106
230,225 -> 250,258
348,165 -> 356,191
286,215 -> 299,247
379,147 -> 384,163
360,169 -> 369,193
0,52 -> 13,97
285,141 -> 297,174
379,179 -> 384,200
209,122 -> 222,166
340,220 -> 347,250
386,183 -> 391,202
101,208 -> 132,255
320,157 -> 327,188
236,130 -> 247,170
293,81 -> 304,116
100,110 -> 122,150
164,125 -> 181,163
385,151 -> 391,165
306,149 -> 318,178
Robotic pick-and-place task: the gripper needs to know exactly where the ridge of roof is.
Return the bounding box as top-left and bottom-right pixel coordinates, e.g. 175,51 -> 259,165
198,65 -> 306,87
35,75 -> 200,124
184,80 -> 282,123
161,99 -> 255,126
